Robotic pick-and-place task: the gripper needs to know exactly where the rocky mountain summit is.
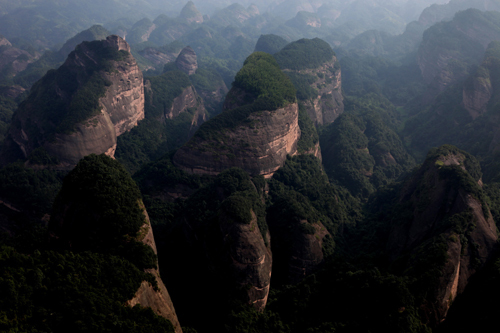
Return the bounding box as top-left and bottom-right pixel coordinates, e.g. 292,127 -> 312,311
174,52 -> 299,178
275,38 -> 343,126
387,145 -> 498,325
1,35 -> 145,169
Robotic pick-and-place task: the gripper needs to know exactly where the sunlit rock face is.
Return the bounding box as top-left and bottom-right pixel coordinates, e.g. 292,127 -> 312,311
2,35 -> 145,169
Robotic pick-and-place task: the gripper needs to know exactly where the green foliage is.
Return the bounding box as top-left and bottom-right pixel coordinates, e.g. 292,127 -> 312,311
254,34 -> 288,55
266,265 -> 427,333
0,246 -> 173,332
296,103 -> 319,153
193,52 -> 295,141
50,154 -> 156,270
321,95 -> 415,199
284,72 -> 318,101
0,163 -> 65,217
0,93 -> 16,143
115,72 -> 199,174
274,38 -> 334,71
18,40 -> 129,141
145,71 -> 192,119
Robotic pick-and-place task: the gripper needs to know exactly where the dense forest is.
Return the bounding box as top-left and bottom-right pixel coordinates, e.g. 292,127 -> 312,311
1,1 -> 500,332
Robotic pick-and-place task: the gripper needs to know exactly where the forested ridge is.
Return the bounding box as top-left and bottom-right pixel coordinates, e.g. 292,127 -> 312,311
2,1 -> 500,332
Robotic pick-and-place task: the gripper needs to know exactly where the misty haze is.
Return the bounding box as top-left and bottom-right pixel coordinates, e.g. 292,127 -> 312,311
1,0 -> 500,332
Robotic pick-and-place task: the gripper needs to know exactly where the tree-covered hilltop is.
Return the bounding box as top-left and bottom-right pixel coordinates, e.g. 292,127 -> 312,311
254,34 -> 289,55
274,38 -> 335,70
0,153 -> 176,332
50,154 -> 156,270
193,52 -> 296,141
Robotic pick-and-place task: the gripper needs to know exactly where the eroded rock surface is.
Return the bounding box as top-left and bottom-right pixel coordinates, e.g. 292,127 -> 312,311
2,35 -> 144,168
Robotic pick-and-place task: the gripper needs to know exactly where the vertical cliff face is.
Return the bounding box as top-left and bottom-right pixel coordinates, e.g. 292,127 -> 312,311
218,209 -> 272,310
2,35 -> 144,168
274,38 -> 343,127
126,208 -> 183,333
175,46 -> 198,75
387,146 -> 498,325
48,154 -> 182,331
173,52 -> 299,178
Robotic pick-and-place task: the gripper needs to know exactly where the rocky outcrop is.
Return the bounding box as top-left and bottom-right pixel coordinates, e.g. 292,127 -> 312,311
417,9 -> 500,101
275,38 -> 343,126
174,94 -> 300,178
463,74 -> 492,120
127,208 -> 183,333
179,1 -> 204,24
174,52 -> 300,178
285,60 -> 342,127
175,46 -> 197,75
2,35 -> 144,168
218,209 -> 272,310
387,145 -> 498,325
0,36 -> 39,78
138,47 -> 181,67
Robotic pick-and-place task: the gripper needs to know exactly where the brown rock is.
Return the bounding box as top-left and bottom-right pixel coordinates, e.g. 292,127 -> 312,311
173,90 -> 300,178
3,35 -> 144,168
127,207 -> 183,333
175,46 -> 198,75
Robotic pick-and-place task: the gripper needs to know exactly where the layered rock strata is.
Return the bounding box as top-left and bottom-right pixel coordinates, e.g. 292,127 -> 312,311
3,35 -> 144,168
174,96 -> 300,178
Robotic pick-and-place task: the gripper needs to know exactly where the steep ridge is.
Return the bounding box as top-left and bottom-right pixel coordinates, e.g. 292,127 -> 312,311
404,41 -> 500,177
179,1 -> 204,24
386,145 -> 498,325
2,35 -> 144,169
173,52 -> 299,178
48,154 -> 182,332
274,38 -> 343,127
417,9 -> 500,102
179,169 -> 272,311
0,35 -> 39,80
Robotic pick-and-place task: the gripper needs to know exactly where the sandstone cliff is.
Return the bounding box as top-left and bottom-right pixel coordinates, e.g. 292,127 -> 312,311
175,46 -> 198,75
179,168 -> 272,311
2,35 -> 144,168
48,154 -> 182,331
174,52 -> 299,178
126,207 -> 183,333
387,145 -> 498,325
275,38 -> 343,127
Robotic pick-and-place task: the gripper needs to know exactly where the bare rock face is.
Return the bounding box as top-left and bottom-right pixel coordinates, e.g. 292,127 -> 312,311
175,46 -> 198,75
285,60 -> 343,126
180,1 -> 204,24
218,209 -> 272,310
463,74 -> 492,120
174,52 -> 299,178
387,145 -> 498,325
417,9 -> 500,101
174,94 -> 300,178
275,38 -> 343,126
0,36 -> 39,78
139,47 -> 180,67
2,35 -> 144,168
127,208 -> 183,333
